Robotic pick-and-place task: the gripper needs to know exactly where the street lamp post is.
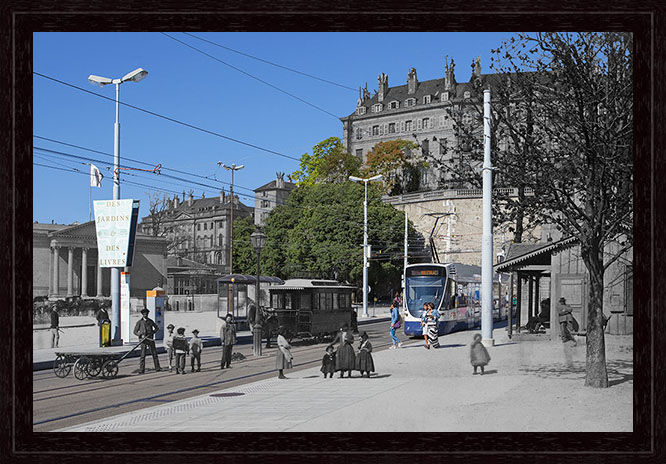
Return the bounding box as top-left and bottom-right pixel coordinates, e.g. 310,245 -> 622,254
349,174 -> 383,318
220,163 -> 244,316
88,68 -> 148,344
250,229 -> 267,357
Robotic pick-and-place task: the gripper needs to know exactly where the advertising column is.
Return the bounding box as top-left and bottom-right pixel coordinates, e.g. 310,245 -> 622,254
120,272 -> 131,342
146,287 -> 165,341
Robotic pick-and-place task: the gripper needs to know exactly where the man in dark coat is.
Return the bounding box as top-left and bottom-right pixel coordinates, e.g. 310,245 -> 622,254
50,307 -> 60,348
133,308 -> 162,373
557,297 -> 577,346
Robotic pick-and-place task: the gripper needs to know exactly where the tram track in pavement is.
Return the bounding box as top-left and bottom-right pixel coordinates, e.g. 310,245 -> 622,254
33,319 -> 413,431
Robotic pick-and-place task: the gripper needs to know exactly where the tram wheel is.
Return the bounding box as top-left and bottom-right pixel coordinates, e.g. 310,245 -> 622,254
53,354 -> 71,378
101,360 -> 119,379
73,357 -> 90,380
87,357 -> 103,377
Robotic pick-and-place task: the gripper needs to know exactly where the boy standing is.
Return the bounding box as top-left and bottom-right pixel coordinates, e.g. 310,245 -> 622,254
172,327 -> 189,375
164,324 -> 175,372
190,329 -> 203,372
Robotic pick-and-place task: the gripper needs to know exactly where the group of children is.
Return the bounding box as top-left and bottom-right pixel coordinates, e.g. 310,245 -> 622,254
164,323 -> 203,374
320,327 -> 375,378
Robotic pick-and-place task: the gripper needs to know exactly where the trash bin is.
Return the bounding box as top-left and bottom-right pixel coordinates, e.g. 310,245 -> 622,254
100,319 -> 111,347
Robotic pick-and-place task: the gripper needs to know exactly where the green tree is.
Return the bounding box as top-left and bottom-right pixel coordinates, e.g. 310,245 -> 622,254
262,182 -> 422,294
231,216 -> 257,275
362,139 -> 422,195
291,137 -> 361,185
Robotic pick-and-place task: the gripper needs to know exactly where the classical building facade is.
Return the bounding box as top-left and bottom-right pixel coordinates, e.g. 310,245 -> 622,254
33,221 -> 168,299
340,57 -> 487,191
253,172 -> 296,227
138,190 -> 253,272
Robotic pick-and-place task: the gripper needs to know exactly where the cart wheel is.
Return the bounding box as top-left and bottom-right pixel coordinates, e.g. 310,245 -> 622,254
73,357 -> 90,380
53,354 -> 71,378
101,360 -> 119,379
87,357 -> 103,377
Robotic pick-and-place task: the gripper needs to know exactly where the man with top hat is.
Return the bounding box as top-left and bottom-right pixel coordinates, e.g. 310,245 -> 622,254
133,308 -> 162,373
163,323 -> 176,372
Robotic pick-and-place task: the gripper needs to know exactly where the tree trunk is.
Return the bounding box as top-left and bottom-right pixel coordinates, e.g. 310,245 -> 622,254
582,246 -> 609,388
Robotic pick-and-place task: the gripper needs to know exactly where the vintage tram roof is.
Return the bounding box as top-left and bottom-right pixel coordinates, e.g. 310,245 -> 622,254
217,274 -> 285,285
269,278 -> 356,291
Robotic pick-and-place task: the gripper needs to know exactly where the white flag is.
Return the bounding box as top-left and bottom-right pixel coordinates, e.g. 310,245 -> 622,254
90,163 -> 103,188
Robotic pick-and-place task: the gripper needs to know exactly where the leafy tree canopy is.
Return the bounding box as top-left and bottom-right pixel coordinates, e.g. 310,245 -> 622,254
291,137 -> 361,186
362,139 -> 422,195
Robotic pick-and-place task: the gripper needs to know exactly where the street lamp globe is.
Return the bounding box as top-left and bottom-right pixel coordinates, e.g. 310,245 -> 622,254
251,230 -> 267,251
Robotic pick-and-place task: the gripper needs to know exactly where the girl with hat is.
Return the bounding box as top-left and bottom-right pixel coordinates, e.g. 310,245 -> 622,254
189,329 -> 203,372
355,331 -> 375,378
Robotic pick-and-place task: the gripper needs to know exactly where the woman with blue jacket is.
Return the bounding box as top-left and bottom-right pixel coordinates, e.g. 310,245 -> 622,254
389,303 -> 402,349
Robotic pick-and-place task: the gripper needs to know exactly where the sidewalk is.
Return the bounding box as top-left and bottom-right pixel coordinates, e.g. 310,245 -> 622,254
33,314 -> 391,371
58,328 -> 633,432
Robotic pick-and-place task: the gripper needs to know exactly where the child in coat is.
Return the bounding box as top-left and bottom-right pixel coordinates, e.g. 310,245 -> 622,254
355,331 -> 375,378
189,329 -> 203,372
320,345 -> 336,378
470,333 -> 491,375
172,327 -> 189,375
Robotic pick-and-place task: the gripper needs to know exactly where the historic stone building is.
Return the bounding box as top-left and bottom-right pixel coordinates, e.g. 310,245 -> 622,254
33,221 -> 168,299
138,190 -> 253,271
340,57 -> 487,191
253,172 -> 296,227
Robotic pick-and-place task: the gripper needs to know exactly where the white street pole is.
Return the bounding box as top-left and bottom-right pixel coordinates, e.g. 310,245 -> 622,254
481,89 -> 494,346
403,211 -> 408,291
362,180 -> 369,318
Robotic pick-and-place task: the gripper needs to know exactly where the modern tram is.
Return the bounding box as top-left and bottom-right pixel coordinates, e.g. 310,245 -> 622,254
402,263 -> 482,337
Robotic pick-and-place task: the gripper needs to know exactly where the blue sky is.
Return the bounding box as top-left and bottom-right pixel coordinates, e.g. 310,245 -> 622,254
33,32 -> 516,225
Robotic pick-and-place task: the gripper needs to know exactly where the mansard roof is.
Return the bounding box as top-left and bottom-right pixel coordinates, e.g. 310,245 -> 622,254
254,179 -> 296,193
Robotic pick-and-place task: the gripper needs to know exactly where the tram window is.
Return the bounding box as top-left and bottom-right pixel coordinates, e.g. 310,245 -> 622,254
312,292 -> 319,310
272,293 -> 284,309
333,293 -> 339,310
327,292 -> 333,310
285,293 -> 293,310
339,293 -> 347,308
300,294 -> 311,310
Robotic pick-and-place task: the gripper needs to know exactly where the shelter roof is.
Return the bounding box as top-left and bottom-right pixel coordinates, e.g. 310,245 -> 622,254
217,274 -> 285,285
494,237 -> 578,273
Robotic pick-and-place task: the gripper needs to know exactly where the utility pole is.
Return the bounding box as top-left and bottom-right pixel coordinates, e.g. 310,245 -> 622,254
481,89 -> 494,347
221,163 -> 244,316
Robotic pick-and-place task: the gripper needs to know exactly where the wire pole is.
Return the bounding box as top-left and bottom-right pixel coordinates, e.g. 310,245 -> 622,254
222,163 -> 244,316
481,89 -> 494,347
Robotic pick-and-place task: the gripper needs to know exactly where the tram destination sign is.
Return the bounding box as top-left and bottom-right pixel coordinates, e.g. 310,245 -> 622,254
93,199 -> 140,268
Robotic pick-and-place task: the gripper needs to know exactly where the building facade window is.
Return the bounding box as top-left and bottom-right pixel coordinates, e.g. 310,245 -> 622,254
388,122 -> 396,134
372,103 -> 383,113
405,98 -> 416,107
355,127 -> 363,140
423,95 -> 431,104
372,125 -> 379,136
197,223 -> 201,231
204,223 -> 207,230
422,118 -> 430,129
355,148 -> 363,158
356,107 -> 366,115
441,92 -> 449,102
405,120 -> 413,132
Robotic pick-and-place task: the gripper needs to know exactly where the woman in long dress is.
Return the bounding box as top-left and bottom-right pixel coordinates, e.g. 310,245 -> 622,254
328,323 -> 355,378
355,331 -> 375,377
275,326 -> 293,379
421,302 -> 441,349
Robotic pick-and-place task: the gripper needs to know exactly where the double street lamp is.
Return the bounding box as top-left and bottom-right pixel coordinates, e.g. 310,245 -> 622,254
88,67 -> 148,343
349,174 -> 383,318
250,229 -> 267,357
220,163 -> 244,316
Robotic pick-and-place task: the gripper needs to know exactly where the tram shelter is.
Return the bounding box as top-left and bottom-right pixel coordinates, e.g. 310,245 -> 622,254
216,274 -> 284,330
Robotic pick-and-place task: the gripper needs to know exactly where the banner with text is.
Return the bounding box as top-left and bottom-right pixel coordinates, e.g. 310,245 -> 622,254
93,199 -> 140,268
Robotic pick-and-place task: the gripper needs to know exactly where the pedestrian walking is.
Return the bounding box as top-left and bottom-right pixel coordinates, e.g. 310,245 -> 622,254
470,333 -> 491,375
190,329 -> 203,372
164,324 -> 175,372
329,323 -> 355,378
275,326 -> 293,379
557,297 -> 578,346
96,306 -> 110,347
389,303 -> 402,349
50,306 -> 60,348
355,331 -> 375,378
220,313 -> 237,369
392,291 -> 402,309
133,308 -> 162,373
320,345 -> 336,378
420,302 -> 441,349
172,327 -> 188,374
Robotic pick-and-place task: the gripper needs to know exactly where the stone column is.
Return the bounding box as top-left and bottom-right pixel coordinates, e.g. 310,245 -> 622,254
48,245 -> 54,296
96,259 -> 103,297
53,242 -> 60,297
67,247 -> 74,297
81,247 -> 88,297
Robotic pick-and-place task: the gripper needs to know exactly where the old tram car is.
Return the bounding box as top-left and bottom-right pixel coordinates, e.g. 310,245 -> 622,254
267,279 -> 356,343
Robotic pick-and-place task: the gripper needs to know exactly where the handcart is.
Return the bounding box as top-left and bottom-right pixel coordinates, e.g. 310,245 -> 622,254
53,339 -> 149,380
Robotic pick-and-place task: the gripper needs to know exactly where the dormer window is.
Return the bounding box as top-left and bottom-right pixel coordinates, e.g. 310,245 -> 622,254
441,92 -> 449,102
372,103 -> 383,113
405,98 -> 416,107
356,106 -> 367,115
388,101 -> 400,109
423,95 -> 432,104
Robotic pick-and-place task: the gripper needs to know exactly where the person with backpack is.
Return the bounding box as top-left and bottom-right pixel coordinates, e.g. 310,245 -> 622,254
389,303 -> 402,349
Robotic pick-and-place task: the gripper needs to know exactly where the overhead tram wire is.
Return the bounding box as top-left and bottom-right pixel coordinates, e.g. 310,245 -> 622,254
33,72 -> 301,162
161,33 -> 342,121
181,32 -> 358,92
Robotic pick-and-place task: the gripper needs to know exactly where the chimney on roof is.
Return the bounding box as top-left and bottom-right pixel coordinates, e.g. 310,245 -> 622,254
182,191 -> 186,203
51,219 -> 54,224
201,192 -> 205,199
407,68 -> 418,94
188,190 -> 194,206
472,56 -> 481,79
377,72 -> 388,102
276,172 -> 285,189
173,194 -> 179,208
219,188 -> 225,203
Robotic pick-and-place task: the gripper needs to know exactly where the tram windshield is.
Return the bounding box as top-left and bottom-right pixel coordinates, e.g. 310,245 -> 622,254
405,275 -> 446,316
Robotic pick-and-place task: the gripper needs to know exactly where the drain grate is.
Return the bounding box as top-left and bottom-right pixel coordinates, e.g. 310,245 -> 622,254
209,392 -> 245,398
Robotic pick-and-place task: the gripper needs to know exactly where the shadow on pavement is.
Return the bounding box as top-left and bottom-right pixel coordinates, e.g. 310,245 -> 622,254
437,344 -> 466,349
607,360 -> 634,387
367,374 -> 392,379
480,369 -> 498,375
493,342 -> 518,347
